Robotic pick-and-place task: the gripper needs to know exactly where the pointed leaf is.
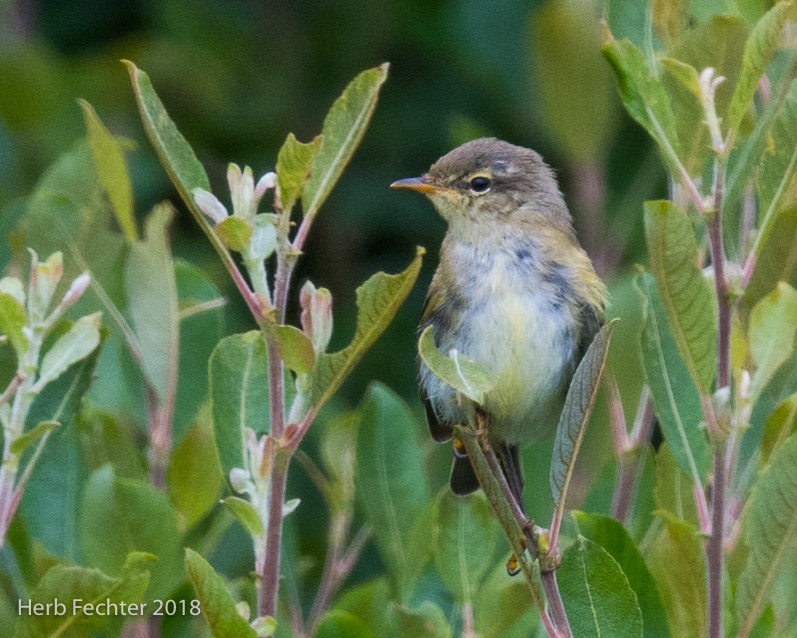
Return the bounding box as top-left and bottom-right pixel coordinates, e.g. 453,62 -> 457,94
644,200 -> 717,392
215,217 -> 253,253
727,1 -> 792,134
572,511 -> 670,638
418,325 -> 493,404
125,204 -> 179,399
167,418 -> 223,529
184,548 -> 258,638
209,331 -> 270,475
736,433 -> 797,636
638,272 -> 711,482
303,64 -> 389,218
749,282 -> 797,397
761,392 -> 797,464
432,490 -> 498,603
755,83 -> 797,256
270,324 -> 315,375
745,206 -> 797,309
0,290 -> 29,355
221,496 -> 263,537
276,133 -> 322,214
10,420 -> 59,456
14,558 -> 150,637
550,320 -> 616,510
79,99 -> 136,242
356,384 -> 430,599
311,247 -> 423,409
37,312 -> 102,389
645,515 -> 707,638
602,33 -> 681,169
558,536 -> 643,638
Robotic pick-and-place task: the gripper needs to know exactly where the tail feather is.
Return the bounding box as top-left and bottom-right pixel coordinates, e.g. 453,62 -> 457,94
448,441 -> 525,510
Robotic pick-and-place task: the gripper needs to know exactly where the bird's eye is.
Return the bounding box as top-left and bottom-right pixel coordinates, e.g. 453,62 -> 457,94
469,176 -> 491,193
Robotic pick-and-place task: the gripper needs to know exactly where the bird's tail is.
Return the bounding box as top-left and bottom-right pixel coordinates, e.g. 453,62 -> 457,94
449,440 -> 525,514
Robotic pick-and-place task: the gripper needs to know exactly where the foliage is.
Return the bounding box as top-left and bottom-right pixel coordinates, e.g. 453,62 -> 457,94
1,0 -> 797,637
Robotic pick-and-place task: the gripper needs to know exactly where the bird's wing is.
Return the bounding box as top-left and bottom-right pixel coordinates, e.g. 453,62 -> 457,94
419,289 -> 455,442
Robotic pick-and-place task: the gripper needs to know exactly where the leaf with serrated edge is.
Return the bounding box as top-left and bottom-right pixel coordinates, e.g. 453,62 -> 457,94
736,433 -> 797,637
550,321 -> 616,511
311,248 -> 423,410
727,1 -> 792,134
644,200 -> 716,392
185,548 -> 258,638
209,331 -> 270,475
418,325 -> 493,404
558,536 -> 643,637
79,100 -> 137,242
38,313 -> 102,390
637,272 -> 711,482
276,133 -> 322,214
303,64 -> 389,218
749,282 -> 797,398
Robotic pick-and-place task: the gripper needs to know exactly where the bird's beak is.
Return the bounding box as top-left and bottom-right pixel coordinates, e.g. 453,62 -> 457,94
390,175 -> 440,194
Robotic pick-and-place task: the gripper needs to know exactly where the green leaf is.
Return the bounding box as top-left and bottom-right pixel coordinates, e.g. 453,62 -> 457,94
220,496 -> 263,537
79,466 -> 183,601
124,62 -> 210,218
602,34 -> 681,170
637,272 -> 711,482
727,1 -> 792,134
432,490 -> 497,603
761,392 -> 797,464
572,511 -> 670,638
37,312 -> 102,390
736,433 -> 797,636
532,0 -> 619,161
319,412 -> 358,508
550,321 -> 616,512
167,418 -> 223,529
315,610 -> 370,638
558,535 -> 643,638
391,602 -> 452,638
311,247 -> 423,409
653,443 -> 700,527
79,99 -> 137,242
276,133 -> 322,214
745,206 -> 797,309
0,290 -> 29,355
474,563 -> 537,638
13,557 -> 151,638
125,204 -> 179,400
303,63 -> 389,218
645,515 -> 707,638
215,217 -> 253,253
20,348 -> 101,559
749,282 -> 797,397
644,200 -> 717,392
209,331 -> 270,475
270,324 -> 315,375
755,82 -> 797,255
184,548 -> 258,638
10,420 -> 59,456
417,325 -> 493,404
356,384 -> 430,600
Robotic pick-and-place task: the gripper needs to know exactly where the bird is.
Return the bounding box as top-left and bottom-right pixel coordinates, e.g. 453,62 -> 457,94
391,138 -> 606,506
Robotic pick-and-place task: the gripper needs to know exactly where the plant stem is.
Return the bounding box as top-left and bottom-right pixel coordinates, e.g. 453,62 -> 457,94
612,390 -> 655,523
707,442 -> 727,638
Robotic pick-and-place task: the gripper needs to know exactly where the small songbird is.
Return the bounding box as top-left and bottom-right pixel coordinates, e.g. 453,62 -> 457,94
391,138 -> 606,503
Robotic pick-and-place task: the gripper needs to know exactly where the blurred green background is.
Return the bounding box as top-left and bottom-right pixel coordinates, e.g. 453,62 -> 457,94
0,0 -> 666,600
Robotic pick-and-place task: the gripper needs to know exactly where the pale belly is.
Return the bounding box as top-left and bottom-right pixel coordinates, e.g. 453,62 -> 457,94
420,251 -> 579,443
